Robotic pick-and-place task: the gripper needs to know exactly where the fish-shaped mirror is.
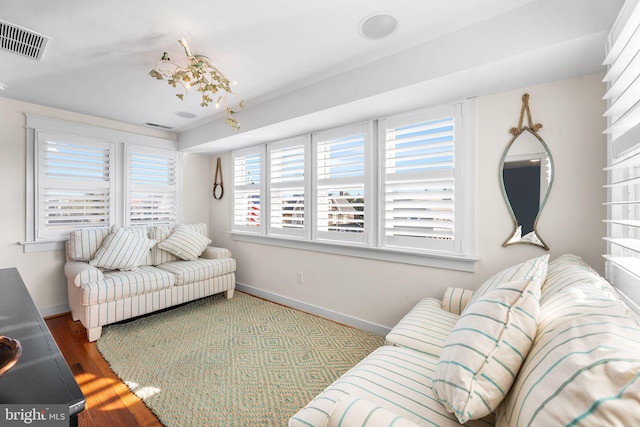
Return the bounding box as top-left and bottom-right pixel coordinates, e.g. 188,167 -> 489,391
500,94 -> 553,250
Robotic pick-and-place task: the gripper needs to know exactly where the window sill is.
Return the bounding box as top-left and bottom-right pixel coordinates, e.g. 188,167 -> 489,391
230,232 -> 478,272
18,240 -> 65,253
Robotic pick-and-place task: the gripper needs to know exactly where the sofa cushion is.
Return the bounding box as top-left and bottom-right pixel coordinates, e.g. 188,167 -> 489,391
433,275 -> 544,423
157,224 -> 211,261
156,258 -> 237,286
496,254 -> 640,426
89,228 -> 156,271
466,254 -> 549,309
289,346 -> 495,427
68,227 -> 111,261
385,298 -> 458,358
324,396 -> 421,427
79,266 -> 175,305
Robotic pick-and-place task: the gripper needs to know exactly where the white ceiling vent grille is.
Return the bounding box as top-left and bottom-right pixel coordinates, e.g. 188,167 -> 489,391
0,20 -> 49,60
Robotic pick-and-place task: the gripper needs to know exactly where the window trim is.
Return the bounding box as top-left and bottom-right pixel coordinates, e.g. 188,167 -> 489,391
23,114 -> 178,252
231,99 -> 477,271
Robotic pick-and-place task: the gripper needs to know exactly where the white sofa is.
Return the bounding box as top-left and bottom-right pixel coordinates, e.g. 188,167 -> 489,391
64,223 -> 236,341
290,254 -> 640,426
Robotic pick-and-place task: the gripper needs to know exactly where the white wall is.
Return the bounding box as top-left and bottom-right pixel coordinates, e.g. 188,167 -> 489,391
209,72 -> 607,333
0,97 -> 211,315
0,72 -> 606,324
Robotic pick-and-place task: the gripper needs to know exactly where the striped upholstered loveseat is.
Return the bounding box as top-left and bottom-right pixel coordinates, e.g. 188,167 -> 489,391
290,254 -> 640,426
64,223 -> 235,341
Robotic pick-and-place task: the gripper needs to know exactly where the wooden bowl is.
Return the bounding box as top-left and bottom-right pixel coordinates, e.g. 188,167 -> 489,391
0,336 -> 22,377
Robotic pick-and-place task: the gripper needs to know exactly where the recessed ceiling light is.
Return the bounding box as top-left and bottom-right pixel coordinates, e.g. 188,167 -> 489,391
175,111 -> 197,119
358,12 -> 398,40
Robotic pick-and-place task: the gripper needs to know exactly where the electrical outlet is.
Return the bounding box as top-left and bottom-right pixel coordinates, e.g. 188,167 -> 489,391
297,272 -> 304,284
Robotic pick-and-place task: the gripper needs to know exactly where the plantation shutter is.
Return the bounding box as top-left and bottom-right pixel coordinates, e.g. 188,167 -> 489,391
233,146 -> 263,232
314,123 -> 370,244
380,105 -> 458,252
126,147 -> 178,226
603,0 -> 640,304
37,132 -> 114,240
268,136 -> 309,238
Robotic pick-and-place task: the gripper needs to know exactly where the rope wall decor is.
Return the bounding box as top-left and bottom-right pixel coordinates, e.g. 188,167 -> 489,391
213,157 -> 224,199
510,93 -> 543,135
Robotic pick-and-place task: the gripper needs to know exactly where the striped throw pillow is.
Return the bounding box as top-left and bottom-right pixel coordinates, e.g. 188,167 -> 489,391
149,225 -> 179,265
441,287 -> 475,315
157,224 -> 211,261
466,254 -> 549,310
89,228 -> 156,271
433,272 -> 545,423
68,227 -> 111,261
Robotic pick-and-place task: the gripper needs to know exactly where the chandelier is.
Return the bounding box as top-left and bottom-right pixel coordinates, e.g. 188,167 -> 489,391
149,38 -> 245,131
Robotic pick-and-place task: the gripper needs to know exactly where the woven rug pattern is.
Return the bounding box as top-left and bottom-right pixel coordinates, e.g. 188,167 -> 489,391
96,292 -> 383,426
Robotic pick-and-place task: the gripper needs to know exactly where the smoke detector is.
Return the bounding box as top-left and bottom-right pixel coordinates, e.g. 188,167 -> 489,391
0,20 -> 49,60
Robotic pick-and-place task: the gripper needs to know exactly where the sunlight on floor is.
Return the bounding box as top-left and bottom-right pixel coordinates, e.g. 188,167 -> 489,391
75,371 -> 161,411
125,381 -> 162,400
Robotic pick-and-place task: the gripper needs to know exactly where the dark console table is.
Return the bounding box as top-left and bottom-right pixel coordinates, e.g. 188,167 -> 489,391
0,268 -> 85,425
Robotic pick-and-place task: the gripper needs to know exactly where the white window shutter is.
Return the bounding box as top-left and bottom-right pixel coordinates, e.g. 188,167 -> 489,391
380,105 -> 459,252
126,147 -> 178,227
604,0 -> 640,301
268,136 -> 309,238
313,123 -> 370,245
232,146 -> 263,232
36,132 -> 114,240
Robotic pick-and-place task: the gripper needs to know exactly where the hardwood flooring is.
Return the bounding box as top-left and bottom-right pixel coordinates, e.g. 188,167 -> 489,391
45,314 -> 162,427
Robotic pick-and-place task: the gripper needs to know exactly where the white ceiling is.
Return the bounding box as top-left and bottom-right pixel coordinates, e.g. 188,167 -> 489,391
0,0 -> 622,153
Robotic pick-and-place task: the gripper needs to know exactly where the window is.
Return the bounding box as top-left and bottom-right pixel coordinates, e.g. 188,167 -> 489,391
268,136 -> 309,238
24,115 -> 179,251
604,0 -> 640,307
126,146 -> 178,227
232,146 -> 263,232
231,99 -> 476,269
380,104 -> 460,252
314,123 -> 370,245
36,132 -> 114,241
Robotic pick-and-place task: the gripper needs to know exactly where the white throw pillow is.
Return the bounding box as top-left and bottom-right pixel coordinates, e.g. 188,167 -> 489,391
89,228 -> 156,271
432,256 -> 548,423
157,224 -> 211,261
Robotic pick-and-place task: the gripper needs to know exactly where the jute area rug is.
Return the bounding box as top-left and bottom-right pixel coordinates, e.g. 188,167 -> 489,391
96,292 -> 384,426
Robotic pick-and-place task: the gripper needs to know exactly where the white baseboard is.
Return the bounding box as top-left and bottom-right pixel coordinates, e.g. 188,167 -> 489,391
40,303 -> 70,318
235,282 -> 391,337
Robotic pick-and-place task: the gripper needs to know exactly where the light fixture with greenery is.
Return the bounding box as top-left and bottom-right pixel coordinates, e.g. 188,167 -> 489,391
149,39 -> 245,131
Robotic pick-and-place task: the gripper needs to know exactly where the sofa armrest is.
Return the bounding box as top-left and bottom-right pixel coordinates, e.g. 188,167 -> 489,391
441,286 -> 474,314
201,246 -> 232,259
64,261 -> 104,287
326,396 -> 420,427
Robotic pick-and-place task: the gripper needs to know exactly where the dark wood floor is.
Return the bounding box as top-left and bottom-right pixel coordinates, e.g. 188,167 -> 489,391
45,314 -> 162,427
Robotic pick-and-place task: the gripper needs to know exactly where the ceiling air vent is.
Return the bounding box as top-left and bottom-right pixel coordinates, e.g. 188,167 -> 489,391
144,122 -> 173,130
0,20 -> 49,60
